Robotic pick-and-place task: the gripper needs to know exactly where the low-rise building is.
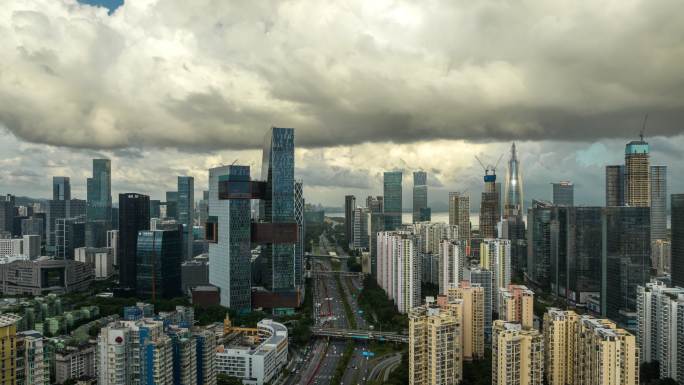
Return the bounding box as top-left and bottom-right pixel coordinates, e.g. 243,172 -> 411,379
215,319 -> 288,385
74,247 -> 114,279
0,257 -> 94,295
55,344 -> 96,384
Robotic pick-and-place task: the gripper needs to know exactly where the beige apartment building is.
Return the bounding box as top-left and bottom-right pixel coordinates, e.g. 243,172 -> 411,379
499,284 -> 534,329
543,308 -> 638,385
446,281 -> 485,359
409,299 -> 463,385
492,320 -> 544,385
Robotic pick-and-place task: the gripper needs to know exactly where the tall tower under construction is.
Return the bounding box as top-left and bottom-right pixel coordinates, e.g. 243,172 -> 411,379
478,158 -> 500,239
625,137 -> 650,207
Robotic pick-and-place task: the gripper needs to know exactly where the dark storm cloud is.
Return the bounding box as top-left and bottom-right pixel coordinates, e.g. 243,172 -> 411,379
1,0 -> 684,152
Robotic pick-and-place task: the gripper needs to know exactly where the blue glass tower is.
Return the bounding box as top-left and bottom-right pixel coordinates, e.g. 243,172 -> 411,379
260,127 -> 297,292
383,171 -> 402,230
87,159 -> 112,222
136,226 -> 183,299
178,176 -> 195,259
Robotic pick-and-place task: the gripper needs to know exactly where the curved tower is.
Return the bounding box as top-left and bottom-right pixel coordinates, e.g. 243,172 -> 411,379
504,143 -> 523,219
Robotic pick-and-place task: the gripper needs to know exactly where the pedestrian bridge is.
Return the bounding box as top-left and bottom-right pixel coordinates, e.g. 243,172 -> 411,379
311,327 -> 408,343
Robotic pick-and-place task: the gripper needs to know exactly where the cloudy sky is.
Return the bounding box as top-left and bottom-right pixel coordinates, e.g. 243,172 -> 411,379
1,0 -> 683,212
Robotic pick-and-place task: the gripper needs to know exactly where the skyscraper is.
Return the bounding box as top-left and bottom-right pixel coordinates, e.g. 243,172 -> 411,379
650,165 -> 667,241
165,191 -> 178,219
602,206 -> 650,327
605,165 -> 625,206
344,195 -> 356,248
208,165 -> 252,312
625,137 -> 650,207
352,207 -> 369,250
672,194 -> 684,288
438,240 -> 465,294
294,180 -> 305,289
383,171 -> 403,231
479,166 -> 499,239
178,176 -> 195,259
87,159 -> 112,222
52,176 -> 71,201
480,239 -> 511,301
367,196 -> 384,278
470,268 -> 493,341
446,282 -> 485,360
409,300 -> 463,385
503,143 -> 523,219
46,199 -> 86,253
492,321 -> 544,385
636,280 -> 684,383
259,127 -> 297,293
527,200 -> 565,291
448,192 -> 470,253
0,194 -> 15,235
552,181 -> 574,206
136,226 -> 183,299
376,230 -> 420,313
118,193 -> 150,291
412,171 -> 430,223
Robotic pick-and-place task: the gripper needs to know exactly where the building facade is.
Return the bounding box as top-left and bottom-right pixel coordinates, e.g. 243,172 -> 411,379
207,165 -> 252,311
86,159 -> 112,222
650,165 -> 667,241
446,282 -> 485,360
499,285 -> 534,329
673,194 -> 684,288
552,181 -> 574,206
118,193 -> 150,291
625,139 -> 650,207
412,171 -> 430,223
136,227 -> 183,299
409,301 -> 463,385
376,231 -> 421,313
178,176 -> 195,260
492,321 -> 544,385
344,195 -> 356,249
383,172 -> 403,231
448,192 -> 470,254
636,281 -> 684,383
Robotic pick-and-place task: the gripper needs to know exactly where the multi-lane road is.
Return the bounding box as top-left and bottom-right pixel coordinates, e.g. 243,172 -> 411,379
287,253 -> 403,385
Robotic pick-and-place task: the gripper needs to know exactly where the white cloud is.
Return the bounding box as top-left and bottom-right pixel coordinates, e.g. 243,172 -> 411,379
1,0 -> 684,152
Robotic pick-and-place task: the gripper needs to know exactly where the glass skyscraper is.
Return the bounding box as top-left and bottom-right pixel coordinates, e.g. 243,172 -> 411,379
178,176 -> 195,259
650,166 -> 667,241
605,165 -> 625,206
259,127 -> 297,292
383,171 -> 402,231
602,206 -> 650,328
136,226 -> 183,299
412,171 -> 429,223
294,181 -> 305,288
208,165 -> 252,312
118,193 -> 150,291
52,176 -> 71,201
671,194 -> 684,288
552,181 -> 574,206
87,159 -> 112,222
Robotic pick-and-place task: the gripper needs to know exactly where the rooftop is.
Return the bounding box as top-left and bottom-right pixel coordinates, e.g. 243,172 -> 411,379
0,313 -> 22,328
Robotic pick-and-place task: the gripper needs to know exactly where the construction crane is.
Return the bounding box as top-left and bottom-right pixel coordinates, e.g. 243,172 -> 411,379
640,113 -> 649,142
475,154 -> 504,176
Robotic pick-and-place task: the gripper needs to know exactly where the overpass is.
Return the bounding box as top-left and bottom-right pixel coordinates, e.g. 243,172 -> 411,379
306,253 -> 350,259
312,327 -> 408,343
311,270 -> 364,278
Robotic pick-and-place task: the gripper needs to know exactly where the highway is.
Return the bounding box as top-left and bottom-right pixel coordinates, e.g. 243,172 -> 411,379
292,250 -> 403,385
